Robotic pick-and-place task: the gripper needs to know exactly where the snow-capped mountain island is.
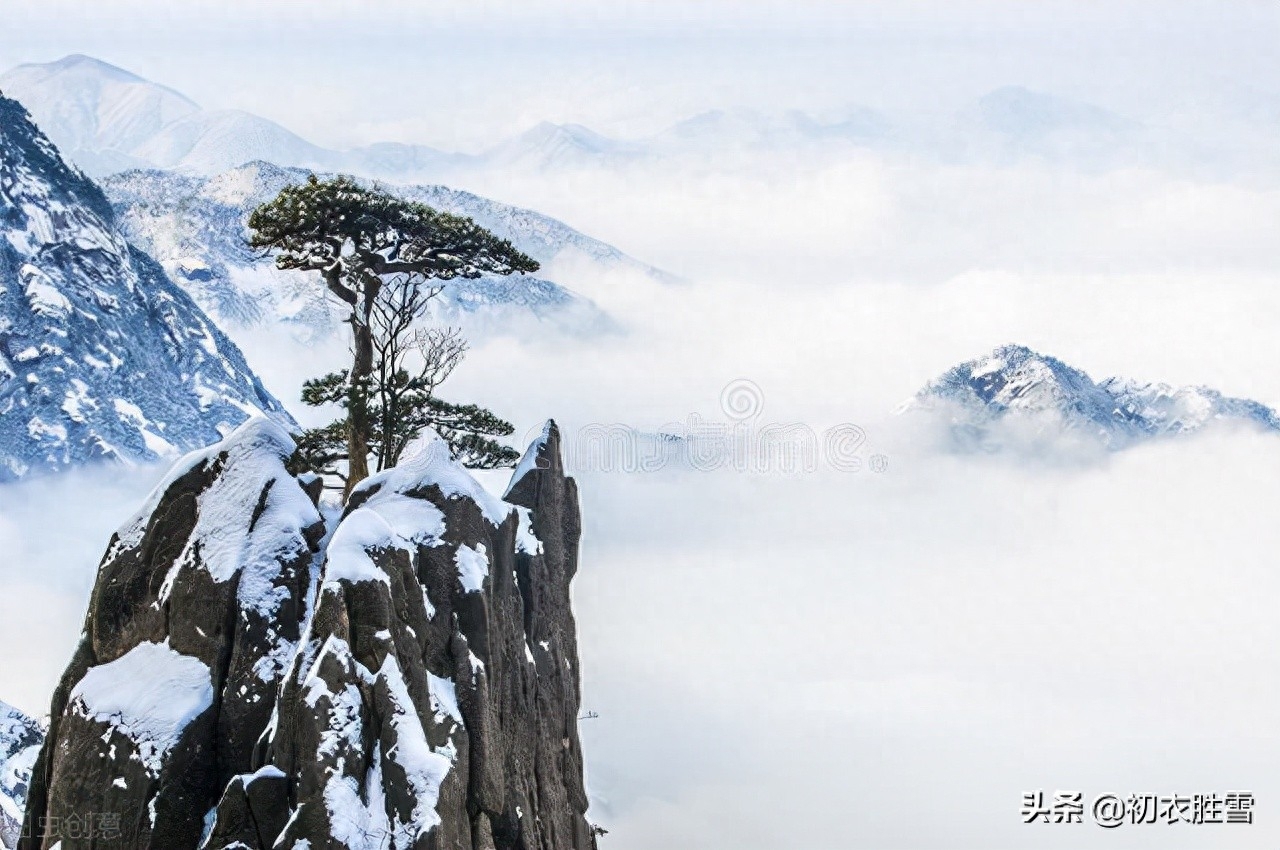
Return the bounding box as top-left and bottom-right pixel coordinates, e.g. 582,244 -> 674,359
905,344 -> 1280,455
101,163 -> 657,340
21,418 -> 595,849
0,701 -> 42,850
0,93 -> 291,481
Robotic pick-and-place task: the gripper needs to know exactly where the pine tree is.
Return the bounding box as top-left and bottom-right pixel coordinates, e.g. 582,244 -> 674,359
249,176 -> 536,495
290,326 -> 520,488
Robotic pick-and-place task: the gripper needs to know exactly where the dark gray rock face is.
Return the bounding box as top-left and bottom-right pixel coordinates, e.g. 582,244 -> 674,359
23,420 -> 594,850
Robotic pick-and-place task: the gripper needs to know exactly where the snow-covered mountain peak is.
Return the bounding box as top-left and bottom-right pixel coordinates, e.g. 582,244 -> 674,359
924,343 -> 1114,415
0,55 -> 198,176
198,159 -> 293,205
972,86 -> 1135,138
0,56 -> 341,178
522,121 -> 612,148
35,53 -> 159,85
484,120 -> 636,169
0,94 -> 291,480
907,344 -> 1280,455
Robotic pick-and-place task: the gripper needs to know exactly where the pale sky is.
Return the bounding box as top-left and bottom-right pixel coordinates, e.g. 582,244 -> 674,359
2,0 -> 1278,150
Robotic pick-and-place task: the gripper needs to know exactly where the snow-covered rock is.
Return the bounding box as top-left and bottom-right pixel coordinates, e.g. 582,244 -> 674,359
0,701 -> 42,850
0,93 -> 292,481
24,419 -> 595,849
904,343 -> 1280,455
102,162 -> 642,341
20,418 -> 324,848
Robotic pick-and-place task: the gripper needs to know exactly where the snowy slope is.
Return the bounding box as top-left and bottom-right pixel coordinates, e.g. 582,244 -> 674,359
0,55 -> 198,176
129,108 -> 341,174
391,180 -> 669,277
905,344 -> 1280,454
0,94 -> 292,481
0,701 -> 42,850
102,162 -> 648,340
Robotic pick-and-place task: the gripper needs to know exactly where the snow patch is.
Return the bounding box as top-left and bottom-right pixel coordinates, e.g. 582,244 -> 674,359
505,420 -> 553,498
323,509 -> 396,587
353,429 -> 512,526
454,543 -> 489,593
69,641 -> 214,777
427,673 -> 463,724
515,507 -> 543,556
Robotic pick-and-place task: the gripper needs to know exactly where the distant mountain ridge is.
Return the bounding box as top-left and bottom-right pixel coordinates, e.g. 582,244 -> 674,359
0,55 -> 457,179
905,344 -> 1280,454
0,54 -> 198,175
7,54 -> 1272,182
0,93 -> 291,480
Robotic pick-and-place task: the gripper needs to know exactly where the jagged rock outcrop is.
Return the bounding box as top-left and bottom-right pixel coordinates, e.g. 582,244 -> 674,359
1,701 -> 43,849
23,419 -> 594,850
20,418 -> 324,849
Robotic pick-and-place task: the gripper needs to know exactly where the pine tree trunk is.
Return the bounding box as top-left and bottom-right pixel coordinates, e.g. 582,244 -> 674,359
344,319 -> 374,500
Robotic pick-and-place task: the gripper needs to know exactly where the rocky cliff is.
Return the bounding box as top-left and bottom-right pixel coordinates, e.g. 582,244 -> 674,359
21,419 -> 593,850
